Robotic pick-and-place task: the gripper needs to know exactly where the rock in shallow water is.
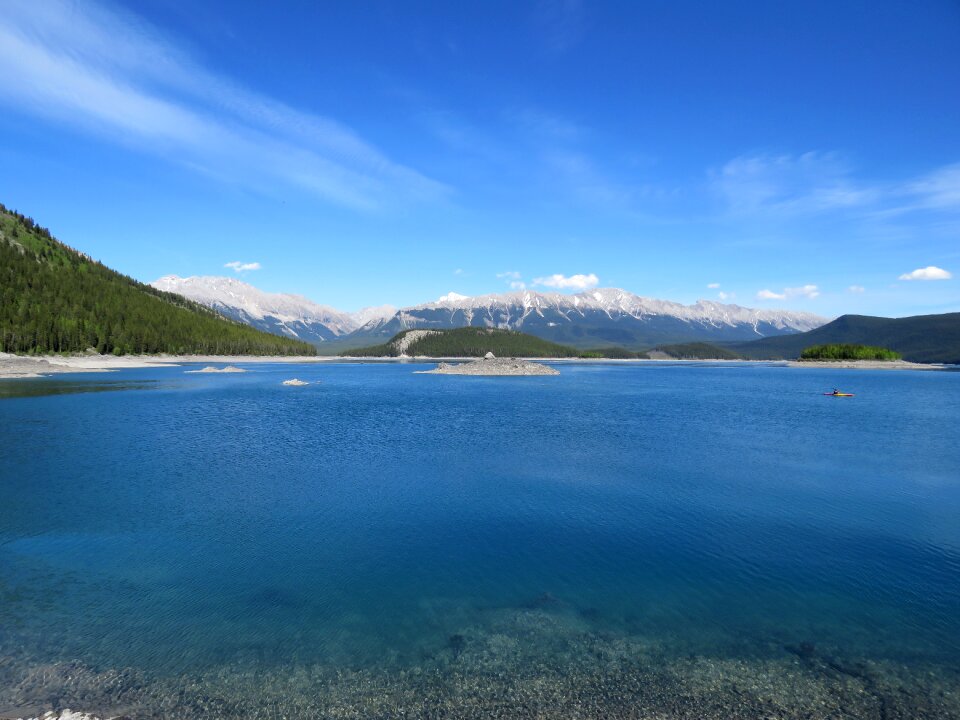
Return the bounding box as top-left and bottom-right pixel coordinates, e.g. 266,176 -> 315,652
184,365 -> 246,374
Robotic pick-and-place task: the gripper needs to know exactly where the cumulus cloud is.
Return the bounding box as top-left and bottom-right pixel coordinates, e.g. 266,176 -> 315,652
848,285 -> 865,293
0,0 -> 445,210
707,282 -> 721,289
784,284 -> 820,299
898,266 -> 952,281
533,273 -> 600,290
496,271 -> 526,289
224,261 -> 261,273
757,284 -> 819,301
756,289 -> 786,300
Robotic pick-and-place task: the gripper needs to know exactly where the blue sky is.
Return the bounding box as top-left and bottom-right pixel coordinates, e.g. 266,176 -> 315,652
1,0 -> 958,315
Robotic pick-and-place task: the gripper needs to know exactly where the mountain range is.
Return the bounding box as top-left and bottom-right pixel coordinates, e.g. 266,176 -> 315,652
152,275 -> 395,344
150,275 -> 828,350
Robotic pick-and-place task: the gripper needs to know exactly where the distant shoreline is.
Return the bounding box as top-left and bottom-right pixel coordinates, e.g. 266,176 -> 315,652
0,352 -> 952,379
784,359 -> 945,371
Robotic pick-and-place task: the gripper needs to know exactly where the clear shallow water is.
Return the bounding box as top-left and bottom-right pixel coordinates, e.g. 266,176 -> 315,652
1,362 -> 959,718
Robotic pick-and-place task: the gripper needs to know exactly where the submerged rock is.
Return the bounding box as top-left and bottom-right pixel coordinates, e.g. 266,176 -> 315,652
185,365 -> 246,374
447,634 -> 467,658
281,378 -> 310,386
524,591 -> 563,609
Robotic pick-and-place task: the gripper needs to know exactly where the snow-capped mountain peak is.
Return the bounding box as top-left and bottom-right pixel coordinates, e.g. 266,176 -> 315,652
353,287 -> 828,347
152,276 -> 829,349
151,275 -> 361,342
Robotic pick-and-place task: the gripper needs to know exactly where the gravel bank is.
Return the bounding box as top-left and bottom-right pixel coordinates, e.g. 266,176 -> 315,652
0,353 -> 331,379
785,359 -> 946,370
419,356 -> 560,376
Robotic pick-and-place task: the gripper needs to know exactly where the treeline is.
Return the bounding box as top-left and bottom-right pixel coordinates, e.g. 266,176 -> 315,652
653,342 -> 743,360
0,204 -> 315,356
799,343 -> 901,361
578,347 -> 649,359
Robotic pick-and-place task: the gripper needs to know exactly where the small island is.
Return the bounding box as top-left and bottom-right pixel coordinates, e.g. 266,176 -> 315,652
420,352 -> 559,376
788,342 -> 941,370
799,344 -> 901,361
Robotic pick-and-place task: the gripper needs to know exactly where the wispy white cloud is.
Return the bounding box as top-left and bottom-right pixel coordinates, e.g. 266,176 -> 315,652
533,273 -> 599,290
717,291 -> 734,301
899,266 -> 952,281
544,150 -> 675,212
224,261 -> 261,273
707,282 -> 721,289
0,0 -> 446,210
714,152 -> 960,221
453,268 -> 464,276
507,107 -> 584,141
756,289 -> 786,300
901,164 -> 960,211
496,271 -> 526,290
848,285 -> 866,293
714,152 -> 876,217
534,0 -> 586,54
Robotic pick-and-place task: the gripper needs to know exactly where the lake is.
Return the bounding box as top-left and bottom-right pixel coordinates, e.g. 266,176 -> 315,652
1,361 -> 958,718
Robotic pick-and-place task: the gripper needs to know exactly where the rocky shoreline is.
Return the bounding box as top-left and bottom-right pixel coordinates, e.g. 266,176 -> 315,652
0,353 -> 334,379
1,353 -> 952,380
785,359 -> 945,370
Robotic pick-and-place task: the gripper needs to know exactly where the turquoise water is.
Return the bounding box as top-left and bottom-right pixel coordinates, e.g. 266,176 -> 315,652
1,362 -> 959,718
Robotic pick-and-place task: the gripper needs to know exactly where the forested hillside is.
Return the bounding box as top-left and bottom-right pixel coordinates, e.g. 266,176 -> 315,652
0,204 -> 315,356
652,342 -> 744,360
730,313 -> 960,364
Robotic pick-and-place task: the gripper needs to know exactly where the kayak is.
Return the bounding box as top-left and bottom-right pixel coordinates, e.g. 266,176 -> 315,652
824,392 -> 854,397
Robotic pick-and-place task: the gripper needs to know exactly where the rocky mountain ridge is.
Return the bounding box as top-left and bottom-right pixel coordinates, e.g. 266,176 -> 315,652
151,275 -> 828,349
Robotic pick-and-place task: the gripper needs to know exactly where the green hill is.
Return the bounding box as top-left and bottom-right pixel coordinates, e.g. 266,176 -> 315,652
730,313 -> 960,364
0,203 -> 315,356
347,328 -> 585,358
